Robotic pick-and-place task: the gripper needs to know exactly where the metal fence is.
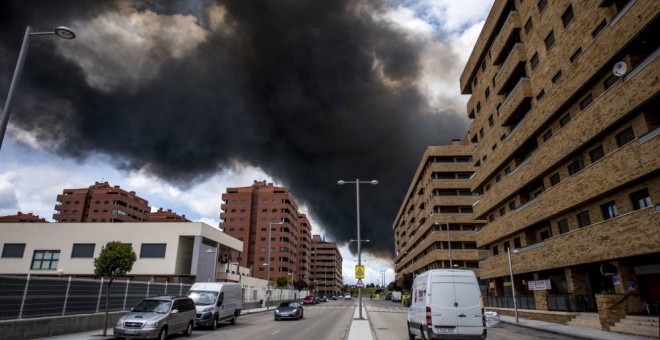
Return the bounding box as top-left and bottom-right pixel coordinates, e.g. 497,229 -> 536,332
547,294 -> 571,311
487,295 -> 536,310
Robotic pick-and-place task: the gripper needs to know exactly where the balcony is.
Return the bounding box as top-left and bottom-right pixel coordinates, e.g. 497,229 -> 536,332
473,55 -> 659,217
490,11 -> 521,65
478,207 -> 659,279
499,78 -> 531,127
494,44 -> 526,94
477,136 -> 659,244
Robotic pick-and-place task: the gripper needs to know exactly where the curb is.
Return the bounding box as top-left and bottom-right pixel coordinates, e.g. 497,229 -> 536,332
499,319 -> 599,340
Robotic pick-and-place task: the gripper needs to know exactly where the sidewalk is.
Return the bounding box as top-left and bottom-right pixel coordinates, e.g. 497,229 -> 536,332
498,314 -> 654,340
41,306 -> 274,339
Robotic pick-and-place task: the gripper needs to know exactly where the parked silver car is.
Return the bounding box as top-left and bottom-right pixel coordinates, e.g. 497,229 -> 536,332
114,296 -> 195,339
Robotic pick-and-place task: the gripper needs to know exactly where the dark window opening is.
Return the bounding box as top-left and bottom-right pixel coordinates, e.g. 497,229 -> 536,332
552,70 -> 562,83
545,31 -> 555,50
2,243 -> 26,258
560,114 -> 571,127
557,219 -> 569,234
561,5 -> 574,28
71,243 -> 95,258
577,211 -> 591,228
530,52 -> 539,70
616,126 -> 635,146
525,17 -> 533,34
601,201 -> 618,220
630,188 -> 651,210
589,145 -> 605,163
549,173 -> 560,186
579,94 -> 593,110
570,48 -> 582,63
538,0 -> 548,12
140,243 -> 167,258
592,20 -> 607,38
567,154 -> 584,175
543,129 -> 552,142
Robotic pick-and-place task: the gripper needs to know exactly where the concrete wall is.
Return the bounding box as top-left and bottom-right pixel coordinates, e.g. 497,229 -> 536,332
0,311 -> 126,340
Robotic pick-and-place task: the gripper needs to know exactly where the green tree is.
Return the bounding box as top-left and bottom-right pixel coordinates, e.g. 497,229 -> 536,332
308,282 -> 316,293
275,276 -> 289,288
94,241 -> 136,336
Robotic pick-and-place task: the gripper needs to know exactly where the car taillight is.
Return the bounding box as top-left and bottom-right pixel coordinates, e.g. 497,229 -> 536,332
482,308 -> 485,327
426,306 -> 432,327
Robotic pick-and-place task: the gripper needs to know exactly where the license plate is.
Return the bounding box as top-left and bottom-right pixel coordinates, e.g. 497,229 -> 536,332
438,328 -> 453,334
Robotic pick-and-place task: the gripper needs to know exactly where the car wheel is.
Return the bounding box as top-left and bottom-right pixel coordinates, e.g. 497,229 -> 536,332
230,312 -> 237,325
407,322 -> 415,340
210,315 -> 218,330
274,316 -> 279,321
183,321 -> 193,336
158,326 -> 168,340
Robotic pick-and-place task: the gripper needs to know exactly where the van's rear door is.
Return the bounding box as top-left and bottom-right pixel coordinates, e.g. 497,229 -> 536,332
430,282 -> 458,335
454,281 -> 483,336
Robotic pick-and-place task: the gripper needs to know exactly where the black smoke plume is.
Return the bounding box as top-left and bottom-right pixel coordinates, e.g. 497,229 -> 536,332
0,0 -> 468,259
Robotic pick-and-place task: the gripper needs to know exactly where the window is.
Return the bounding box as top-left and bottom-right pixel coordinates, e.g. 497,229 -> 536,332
492,144 -> 497,151
259,247 -> 265,253
543,129 -> 552,142
496,174 -> 501,182
577,211 -> 591,228
479,128 -> 484,138
604,74 -> 619,89
524,17 -> 533,34
561,5 -> 574,27
485,87 -> 490,99
2,243 -> 25,258
616,126 -> 635,146
559,114 -> 571,127
31,250 -> 60,270
536,89 -> 545,100
570,48 -> 582,63
540,230 -> 551,240
140,244 -> 166,258
579,94 -> 593,110
537,0 -> 548,12
592,20 -> 607,38
530,52 -> 539,70
503,241 -> 510,252
557,219 -> 569,234
567,155 -> 584,175
71,243 -> 95,258
552,70 -> 562,83
488,214 -> 495,222
509,201 -> 516,210
549,173 -> 560,186
630,188 -> 651,210
513,237 -> 521,249
481,60 -> 486,72
589,145 -> 605,163
493,246 -> 499,256
545,31 -> 555,50
476,102 -> 481,112
499,207 -> 506,217
601,201 -> 618,220
488,114 -> 494,126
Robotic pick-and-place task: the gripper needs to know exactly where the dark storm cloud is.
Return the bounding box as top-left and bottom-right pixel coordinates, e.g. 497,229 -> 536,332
0,0 -> 468,258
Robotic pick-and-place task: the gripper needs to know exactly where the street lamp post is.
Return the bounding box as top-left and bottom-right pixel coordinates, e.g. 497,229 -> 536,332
266,220 -> 285,309
338,178 -> 378,320
507,247 -> 520,323
0,26 -> 75,151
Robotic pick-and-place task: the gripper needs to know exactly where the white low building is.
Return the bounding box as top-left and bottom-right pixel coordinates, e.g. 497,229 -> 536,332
0,222 -> 244,284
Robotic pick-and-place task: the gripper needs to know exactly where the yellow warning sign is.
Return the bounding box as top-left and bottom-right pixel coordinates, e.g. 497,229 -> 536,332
355,265 -> 365,279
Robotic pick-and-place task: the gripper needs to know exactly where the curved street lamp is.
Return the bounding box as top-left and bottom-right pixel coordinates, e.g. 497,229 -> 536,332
1,26 -> 75,152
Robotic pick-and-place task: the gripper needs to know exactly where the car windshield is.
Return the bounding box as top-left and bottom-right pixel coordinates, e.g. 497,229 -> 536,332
279,302 -> 298,308
188,290 -> 219,306
132,300 -> 171,314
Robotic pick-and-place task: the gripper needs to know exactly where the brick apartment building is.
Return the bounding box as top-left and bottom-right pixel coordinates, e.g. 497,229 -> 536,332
396,0 -> 659,332
53,182 -> 150,222
393,142 -> 485,279
149,208 -> 190,222
310,235 -> 343,296
0,212 -> 48,223
220,181 -> 312,285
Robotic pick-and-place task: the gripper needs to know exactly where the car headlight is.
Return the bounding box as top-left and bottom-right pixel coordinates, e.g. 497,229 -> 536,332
202,307 -> 214,313
275,309 -> 279,313
116,319 -> 124,327
144,321 -> 160,328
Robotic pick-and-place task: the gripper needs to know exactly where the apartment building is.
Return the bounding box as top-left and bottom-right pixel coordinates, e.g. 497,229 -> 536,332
310,235 -> 343,296
393,142 -> 485,280
53,182 -> 150,222
0,212 -> 48,223
149,208 -> 190,222
457,0 -> 659,326
220,181 -> 312,285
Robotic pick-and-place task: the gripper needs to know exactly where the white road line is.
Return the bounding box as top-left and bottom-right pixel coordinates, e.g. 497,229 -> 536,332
272,330 -> 280,335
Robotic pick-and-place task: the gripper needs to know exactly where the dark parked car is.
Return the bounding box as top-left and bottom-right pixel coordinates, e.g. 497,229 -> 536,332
274,301 -> 304,321
329,295 -> 337,300
319,296 -> 327,302
303,296 -> 315,305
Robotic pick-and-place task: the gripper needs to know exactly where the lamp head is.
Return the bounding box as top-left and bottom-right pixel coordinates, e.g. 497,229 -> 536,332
54,26 -> 75,39
370,180 -> 378,185
337,180 -> 345,185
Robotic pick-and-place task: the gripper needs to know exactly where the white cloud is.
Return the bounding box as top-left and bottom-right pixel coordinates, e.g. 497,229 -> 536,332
56,1 -> 209,92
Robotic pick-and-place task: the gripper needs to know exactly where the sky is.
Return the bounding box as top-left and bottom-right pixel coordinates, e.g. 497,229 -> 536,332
0,0 -> 494,285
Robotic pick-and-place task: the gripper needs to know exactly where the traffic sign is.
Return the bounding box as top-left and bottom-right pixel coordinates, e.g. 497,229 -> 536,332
356,279 -> 364,288
355,265 -> 365,279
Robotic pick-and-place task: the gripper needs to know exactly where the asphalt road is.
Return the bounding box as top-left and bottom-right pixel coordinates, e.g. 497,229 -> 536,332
366,298 -> 578,340
188,298 -> 357,340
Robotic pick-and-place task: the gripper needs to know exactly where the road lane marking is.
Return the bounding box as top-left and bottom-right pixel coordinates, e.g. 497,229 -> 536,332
273,330 -> 280,335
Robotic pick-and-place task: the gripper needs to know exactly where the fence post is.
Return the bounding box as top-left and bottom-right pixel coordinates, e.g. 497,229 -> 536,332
96,278 -> 104,313
62,276 -> 72,316
165,281 -> 168,295
18,273 -> 30,319
123,279 -> 130,311
146,281 -> 150,297
179,282 -> 183,296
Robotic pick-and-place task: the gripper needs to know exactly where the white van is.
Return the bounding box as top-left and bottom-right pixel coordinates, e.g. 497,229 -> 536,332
407,269 -> 486,340
187,282 -> 242,329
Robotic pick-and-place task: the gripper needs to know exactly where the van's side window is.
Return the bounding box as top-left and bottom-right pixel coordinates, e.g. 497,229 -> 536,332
218,292 -> 224,306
